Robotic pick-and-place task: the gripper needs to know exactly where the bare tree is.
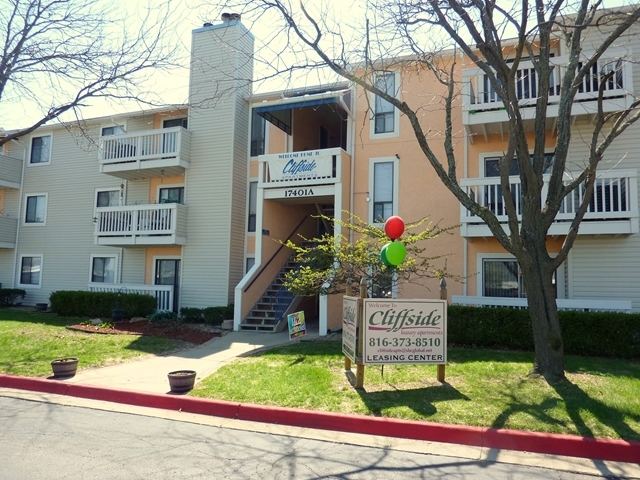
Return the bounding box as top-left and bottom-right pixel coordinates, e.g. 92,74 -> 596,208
0,0 -> 179,146
215,0 -> 640,382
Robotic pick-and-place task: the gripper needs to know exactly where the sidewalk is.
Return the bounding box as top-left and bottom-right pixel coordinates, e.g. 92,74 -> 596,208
66,329 -> 301,394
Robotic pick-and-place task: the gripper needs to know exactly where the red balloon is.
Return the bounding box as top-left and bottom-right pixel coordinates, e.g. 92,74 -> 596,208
384,216 -> 405,240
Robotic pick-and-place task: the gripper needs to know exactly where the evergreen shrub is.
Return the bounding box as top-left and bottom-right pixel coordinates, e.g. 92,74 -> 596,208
0,288 -> 26,307
49,291 -> 156,318
447,305 -> 640,358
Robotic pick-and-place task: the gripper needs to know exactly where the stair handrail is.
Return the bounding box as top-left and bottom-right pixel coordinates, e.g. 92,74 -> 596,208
274,283 -> 296,322
244,216 -> 308,292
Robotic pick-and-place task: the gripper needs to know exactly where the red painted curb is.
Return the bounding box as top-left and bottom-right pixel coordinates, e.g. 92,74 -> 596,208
1,374 -> 639,464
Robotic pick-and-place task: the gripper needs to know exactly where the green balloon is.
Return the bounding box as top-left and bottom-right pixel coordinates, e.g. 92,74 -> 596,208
380,243 -> 392,267
386,241 -> 406,266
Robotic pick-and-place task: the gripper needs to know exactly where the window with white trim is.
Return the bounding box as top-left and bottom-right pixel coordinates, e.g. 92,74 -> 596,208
481,257 -> 560,299
19,255 -> 43,287
90,255 -> 117,283
30,135 -> 51,165
159,186 -> 184,204
96,189 -> 120,208
370,72 -> 399,138
101,125 -> 125,136
248,181 -> 257,232
372,161 -> 395,223
24,194 -> 47,224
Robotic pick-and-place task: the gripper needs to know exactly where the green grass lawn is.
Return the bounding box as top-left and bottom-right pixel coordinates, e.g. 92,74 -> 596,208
0,309 -> 191,377
191,340 -> 640,442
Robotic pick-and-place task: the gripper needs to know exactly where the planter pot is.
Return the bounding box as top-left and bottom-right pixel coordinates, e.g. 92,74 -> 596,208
167,370 -> 196,393
35,303 -> 48,312
51,358 -> 79,378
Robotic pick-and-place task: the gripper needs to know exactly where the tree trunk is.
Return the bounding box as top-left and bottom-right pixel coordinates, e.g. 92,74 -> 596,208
519,252 -> 565,383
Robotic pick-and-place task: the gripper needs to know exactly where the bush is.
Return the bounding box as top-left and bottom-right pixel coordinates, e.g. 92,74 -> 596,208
147,310 -> 178,323
49,291 -> 156,318
0,289 -> 26,307
180,305 -> 234,325
447,305 -> 640,359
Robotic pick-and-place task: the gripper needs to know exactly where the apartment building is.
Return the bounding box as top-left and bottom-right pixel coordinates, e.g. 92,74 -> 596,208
1,13 -> 637,335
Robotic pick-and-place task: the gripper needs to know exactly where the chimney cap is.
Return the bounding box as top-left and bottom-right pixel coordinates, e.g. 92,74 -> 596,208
221,12 -> 241,22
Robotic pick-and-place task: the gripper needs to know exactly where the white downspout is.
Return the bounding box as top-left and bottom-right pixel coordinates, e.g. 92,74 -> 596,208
463,121 -> 469,296
11,140 -> 26,289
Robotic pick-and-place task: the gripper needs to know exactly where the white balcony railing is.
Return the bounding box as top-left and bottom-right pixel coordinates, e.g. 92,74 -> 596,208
460,169 -> 639,235
87,283 -> 174,312
462,54 -> 633,115
98,127 -> 191,180
258,147 -> 346,188
452,295 -> 632,313
0,216 -> 17,247
0,153 -> 22,189
94,203 -> 187,245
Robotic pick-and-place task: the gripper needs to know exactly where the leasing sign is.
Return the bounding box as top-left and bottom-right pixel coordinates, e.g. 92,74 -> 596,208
268,150 -> 334,181
362,299 -> 447,365
342,296 -> 359,362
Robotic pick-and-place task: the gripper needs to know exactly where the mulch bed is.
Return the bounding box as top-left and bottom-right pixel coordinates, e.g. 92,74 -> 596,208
67,320 -> 221,345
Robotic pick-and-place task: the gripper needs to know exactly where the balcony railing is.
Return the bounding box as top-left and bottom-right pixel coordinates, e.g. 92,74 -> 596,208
460,169 -> 639,236
462,54 -> 633,116
452,295 -> 632,313
98,127 -> 191,180
94,203 -> 187,246
0,153 -> 22,189
0,216 -> 17,248
87,283 -> 174,312
258,147 -> 346,188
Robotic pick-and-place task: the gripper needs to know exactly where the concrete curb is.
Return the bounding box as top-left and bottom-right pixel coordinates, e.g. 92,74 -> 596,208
2,373 -> 639,464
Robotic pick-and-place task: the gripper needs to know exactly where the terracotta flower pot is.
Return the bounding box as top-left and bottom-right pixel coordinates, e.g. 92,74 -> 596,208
167,370 -> 196,393
51,358 -> 79,378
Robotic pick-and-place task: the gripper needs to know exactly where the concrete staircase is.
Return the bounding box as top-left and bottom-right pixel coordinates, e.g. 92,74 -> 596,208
240,257 -> 299,332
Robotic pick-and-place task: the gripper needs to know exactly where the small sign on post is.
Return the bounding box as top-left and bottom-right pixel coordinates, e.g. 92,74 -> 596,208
287,311 -> 307,340
342,296 -> 359,362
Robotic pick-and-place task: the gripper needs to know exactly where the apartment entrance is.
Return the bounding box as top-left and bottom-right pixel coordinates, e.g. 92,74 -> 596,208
155,259 -> 180,312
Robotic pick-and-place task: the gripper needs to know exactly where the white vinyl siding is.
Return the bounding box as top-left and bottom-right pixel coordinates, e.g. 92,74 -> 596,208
181,21 -> 252,307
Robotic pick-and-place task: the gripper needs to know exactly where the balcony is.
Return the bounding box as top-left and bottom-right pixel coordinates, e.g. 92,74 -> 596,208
98,127 -> 191,180
258,148 -> 350,202
462,54 -> 634,138
460,169 -> 639,237
0,153 -> 22,189
0,216 -> 17,248
94,203 -> 187,246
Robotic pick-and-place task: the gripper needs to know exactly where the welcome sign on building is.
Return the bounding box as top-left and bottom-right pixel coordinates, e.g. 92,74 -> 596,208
268,149 -> 334,182
362,299 -> 447,365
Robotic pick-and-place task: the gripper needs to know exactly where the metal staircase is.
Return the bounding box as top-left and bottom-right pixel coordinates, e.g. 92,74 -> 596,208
240,257 -> 298,332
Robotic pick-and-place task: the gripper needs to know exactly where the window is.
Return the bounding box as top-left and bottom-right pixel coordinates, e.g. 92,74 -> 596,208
163,118 -> 188,129
483,259 -> 525,298
30,135 -> 51,164
248,181 -> 257,232
246,257 -> 255,273
159,186 -> 184,204
484,153 -> 554,177
91,256 -> 116,283
24,194 -> 47,224
96,189 -> 120,208
101,125 -> 125,136
373,162 -> 394,223
19,255 -> 42,287
481,257 -> 559,299
373,72 -> 397,135
250,111 -> 265,157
